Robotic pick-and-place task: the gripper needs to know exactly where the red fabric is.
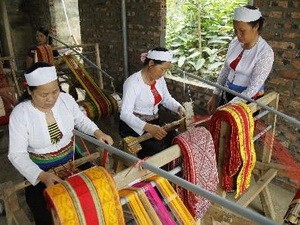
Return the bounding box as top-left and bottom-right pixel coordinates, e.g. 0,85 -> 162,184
171,127 -> 218,219
0,87 -> 16,125
208,109 -> 241,191
208,104 -> 255,194
229,104 -> 253,194
36,44 -> 55,65
67,175 -> 100,225
150,81 -> 162,106
230,49 -> 244,70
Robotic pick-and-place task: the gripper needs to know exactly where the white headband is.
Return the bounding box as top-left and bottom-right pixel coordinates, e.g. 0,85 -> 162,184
147,50 -> 173,62
234,6 -> 262,22
25,66 -> 57,86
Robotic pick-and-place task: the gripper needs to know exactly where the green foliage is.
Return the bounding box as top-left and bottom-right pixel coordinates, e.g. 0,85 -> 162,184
166,0 -> 248,81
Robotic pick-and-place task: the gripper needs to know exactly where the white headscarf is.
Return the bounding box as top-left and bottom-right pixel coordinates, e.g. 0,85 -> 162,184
147,50 -> 173,62
234,6 -> 262,22
25,66 -> 57,86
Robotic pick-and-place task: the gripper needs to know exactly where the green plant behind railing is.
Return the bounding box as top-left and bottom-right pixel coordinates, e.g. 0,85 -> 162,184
166,0 -> 248,81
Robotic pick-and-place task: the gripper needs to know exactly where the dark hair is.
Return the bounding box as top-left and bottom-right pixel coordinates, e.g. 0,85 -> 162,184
18,62 -> 54,103
244,5 -> 265,32
37,27 -> 53,45
143,47 -> 170,66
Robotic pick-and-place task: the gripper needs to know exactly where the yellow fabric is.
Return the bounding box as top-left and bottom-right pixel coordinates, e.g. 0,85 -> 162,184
119,189 -> 154,225
235,102 -> 256,197
147,176 -> 197,225
223,102 -> 256,198
45,166 -> 125,225
129,187 -> 162,224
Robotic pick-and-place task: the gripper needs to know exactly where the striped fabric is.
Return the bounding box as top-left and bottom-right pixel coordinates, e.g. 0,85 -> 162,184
48,122 -> 63,144
44,166 -> 125,225
34,44 -> 55,65
120,188 -> 162,225
133,182 -> 176,225
208,102 -> 256,198
146,176 -> 197,225
29,141 -> 74,170
62,54 -> 112,119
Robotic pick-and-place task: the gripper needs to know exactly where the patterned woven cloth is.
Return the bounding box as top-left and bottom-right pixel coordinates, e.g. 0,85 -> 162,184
171,126 -> 219,219
44,166 -> 125,225
208,102 -> 256,198
35,44 -> 55,65
63,54 -> 112,119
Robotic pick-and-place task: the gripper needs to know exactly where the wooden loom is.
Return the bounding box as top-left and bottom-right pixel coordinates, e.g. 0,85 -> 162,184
114,91 -> 282,224
0,92 -> 282,225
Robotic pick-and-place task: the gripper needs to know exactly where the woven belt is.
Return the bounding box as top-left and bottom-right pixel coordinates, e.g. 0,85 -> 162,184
134,112 -> 159,122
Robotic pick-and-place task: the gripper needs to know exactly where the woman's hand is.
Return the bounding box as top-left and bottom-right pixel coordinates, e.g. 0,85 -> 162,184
94,129 -> 114,145
144,123 -> 167,140
177,105 -> 186,118
38,171 -> 62,187
207,94 -> 219,114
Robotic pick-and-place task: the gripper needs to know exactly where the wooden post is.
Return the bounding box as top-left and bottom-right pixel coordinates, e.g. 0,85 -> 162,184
255,93 -> 279,220
0,0 -> 17,71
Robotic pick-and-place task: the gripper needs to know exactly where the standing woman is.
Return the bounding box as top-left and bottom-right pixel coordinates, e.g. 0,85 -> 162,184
207,5 -> 274,114
8,62 -> 113,225
119,47 -> 186,159
26,27 -> 59,69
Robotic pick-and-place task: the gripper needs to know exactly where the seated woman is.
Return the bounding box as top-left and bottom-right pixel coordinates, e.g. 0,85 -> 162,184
26,27 -> 59,69
119,47 -> 186,159
8,62 -> 113,225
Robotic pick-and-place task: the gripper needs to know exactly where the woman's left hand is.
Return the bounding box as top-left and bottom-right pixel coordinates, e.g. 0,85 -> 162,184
177,105 -> 186,118
94,130 -> 114,145
98,134 -> 114,145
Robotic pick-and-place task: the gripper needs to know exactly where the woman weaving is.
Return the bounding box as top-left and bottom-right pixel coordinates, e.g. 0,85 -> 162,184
119,47 -> 186,159
8,62 -> 113,225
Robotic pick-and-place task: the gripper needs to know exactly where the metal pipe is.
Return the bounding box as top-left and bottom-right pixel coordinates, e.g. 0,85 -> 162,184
254,110 -> 270,121
121,0 -> 129,79
73,129 -> 279,225
176,69 -> 300,128
254,125 -> 272,141
49,34 -> 114,81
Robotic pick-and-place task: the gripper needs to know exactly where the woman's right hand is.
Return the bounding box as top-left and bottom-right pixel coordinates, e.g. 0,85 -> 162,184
207,94 -> 219,114
144,123 -> 167,140
38,171 -> 63,187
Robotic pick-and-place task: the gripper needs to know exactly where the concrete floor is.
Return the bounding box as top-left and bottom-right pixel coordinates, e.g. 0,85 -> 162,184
0,114 -> 295,225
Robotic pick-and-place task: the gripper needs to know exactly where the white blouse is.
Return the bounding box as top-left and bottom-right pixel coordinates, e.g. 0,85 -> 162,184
213,36 -> 274,102
120,71 -> 181,135
8,92 -> 99,185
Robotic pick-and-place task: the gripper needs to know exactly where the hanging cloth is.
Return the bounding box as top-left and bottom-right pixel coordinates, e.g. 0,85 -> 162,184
208,102 -> 256,198
170,126 -> 218,219
63,54 -> 112,118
